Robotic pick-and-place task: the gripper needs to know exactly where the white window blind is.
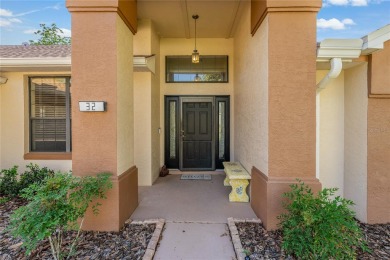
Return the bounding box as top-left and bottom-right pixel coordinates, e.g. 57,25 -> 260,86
30,77 -> 71,152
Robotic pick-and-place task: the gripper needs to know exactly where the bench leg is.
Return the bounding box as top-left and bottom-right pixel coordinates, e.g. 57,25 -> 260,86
224,175 -> 230,186
229,179 -> 249,202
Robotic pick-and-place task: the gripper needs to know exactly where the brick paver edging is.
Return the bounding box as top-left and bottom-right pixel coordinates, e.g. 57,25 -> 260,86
128,219 -> 165,260
227,217 -> 262,260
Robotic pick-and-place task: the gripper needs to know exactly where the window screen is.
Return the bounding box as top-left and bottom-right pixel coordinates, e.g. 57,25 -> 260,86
29,77 -> 71,152
166,55 -> 228,83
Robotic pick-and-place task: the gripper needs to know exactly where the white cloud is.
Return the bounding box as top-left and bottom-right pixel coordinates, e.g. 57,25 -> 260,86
0,19 -> 11,27
342,18 -> 356,25
1,4 -> 63,19
50,3 -> 62,11
324,0 -> 370,6
0,7 -> 39,18
16,4 -> 63,16
0,17 -> 23,27
58,28 -> 71,38
0,8 -> 23,27
13,10 -> 40,17
8,18 -> 22,23
351,0 -> 369,6
0,8 -> 13,17
15,4 -> 63,17
328,0 -> 350,5
23,29 -> 37,34
317,18 -> 356,30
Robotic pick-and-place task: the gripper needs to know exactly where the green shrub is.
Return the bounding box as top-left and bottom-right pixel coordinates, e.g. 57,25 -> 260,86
0,197 -> 10,204
0,164 -> 55,198
278,180 -> 368,260
0,166 -> 20,197
19,163 -> 55,191
8,172 -> 112,259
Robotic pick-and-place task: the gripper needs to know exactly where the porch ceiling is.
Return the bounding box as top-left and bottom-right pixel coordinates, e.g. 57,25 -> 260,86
137,0 -> 242,38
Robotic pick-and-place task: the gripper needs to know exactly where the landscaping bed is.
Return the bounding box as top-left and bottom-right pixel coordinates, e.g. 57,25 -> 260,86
0,198 -> 156,260
235,221 -> 390,260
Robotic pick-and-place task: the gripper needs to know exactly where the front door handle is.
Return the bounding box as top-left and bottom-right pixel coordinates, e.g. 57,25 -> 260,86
181,130 -> 185,138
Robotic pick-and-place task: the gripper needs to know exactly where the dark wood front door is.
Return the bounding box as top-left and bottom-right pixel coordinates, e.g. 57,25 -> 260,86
181,101 -> 213,170
164,96 -> 229,170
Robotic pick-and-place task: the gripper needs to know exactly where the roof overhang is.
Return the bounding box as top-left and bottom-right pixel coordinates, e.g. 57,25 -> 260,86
0,56 -> 156,73
0,58 -> 71,72
316,39 -> 363,91
316,24 -> 390,70
316,39 -> 364,70
316,39 -> 363,62
361,24 -> 390,55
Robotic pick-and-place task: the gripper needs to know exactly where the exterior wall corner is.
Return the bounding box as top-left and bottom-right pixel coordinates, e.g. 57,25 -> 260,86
251,167 -> 322,230
67,5 -> 138,230
251,0 -> 322,35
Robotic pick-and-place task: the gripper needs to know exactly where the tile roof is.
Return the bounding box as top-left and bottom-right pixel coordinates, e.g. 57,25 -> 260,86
0,45 -> 71,58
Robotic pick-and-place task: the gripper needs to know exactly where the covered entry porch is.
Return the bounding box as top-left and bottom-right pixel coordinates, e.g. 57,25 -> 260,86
66,0 -> 322,231
132,172 -> 256,222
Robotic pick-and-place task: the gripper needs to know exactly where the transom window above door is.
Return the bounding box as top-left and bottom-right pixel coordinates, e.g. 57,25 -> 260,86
166,55 -> 228,83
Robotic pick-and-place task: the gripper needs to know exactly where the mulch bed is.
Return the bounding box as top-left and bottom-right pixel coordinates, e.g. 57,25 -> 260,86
236,221 -> 390,259
0,197 -> 155,260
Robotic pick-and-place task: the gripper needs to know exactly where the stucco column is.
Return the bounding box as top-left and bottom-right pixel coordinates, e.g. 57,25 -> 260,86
250,0 -> 322,230
66,0 -> 138,231
367,40 -> 390,224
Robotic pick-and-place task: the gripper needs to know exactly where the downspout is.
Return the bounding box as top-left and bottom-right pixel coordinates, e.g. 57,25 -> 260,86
315,38 -> 363,182
316,57 -> 342,179
316,57 -> 343,92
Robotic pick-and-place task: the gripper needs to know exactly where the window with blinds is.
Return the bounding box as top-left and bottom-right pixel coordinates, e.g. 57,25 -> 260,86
29,77 -> 71,152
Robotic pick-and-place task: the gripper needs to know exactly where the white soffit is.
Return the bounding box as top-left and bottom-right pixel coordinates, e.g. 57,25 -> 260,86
0,58 -> 71,72
361,24 -> 390,55
0,56 -> 156,73
317,39 -> 363,62
137,0 -> 242,38
0,58 -> 71,67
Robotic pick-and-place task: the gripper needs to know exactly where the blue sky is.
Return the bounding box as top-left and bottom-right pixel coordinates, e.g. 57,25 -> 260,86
318,0 -> 390,41
0,0 -> 389,45
0,1 -> 70,45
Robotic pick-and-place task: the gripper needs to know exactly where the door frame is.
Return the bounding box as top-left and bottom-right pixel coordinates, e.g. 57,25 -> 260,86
164,95 -> 230,170
179,97 -> 215,171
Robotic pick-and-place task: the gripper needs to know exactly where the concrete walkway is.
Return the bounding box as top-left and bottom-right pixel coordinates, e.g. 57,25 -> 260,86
131,172 -> 257,260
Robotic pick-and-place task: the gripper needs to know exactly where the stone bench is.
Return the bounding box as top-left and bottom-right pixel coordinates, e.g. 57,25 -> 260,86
223,162 -> 251,202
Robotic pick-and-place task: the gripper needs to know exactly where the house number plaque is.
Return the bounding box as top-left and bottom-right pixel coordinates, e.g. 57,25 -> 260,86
79,101 -> 106,112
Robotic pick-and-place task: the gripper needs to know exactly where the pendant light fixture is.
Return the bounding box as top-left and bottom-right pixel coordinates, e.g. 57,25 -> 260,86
192,14 -> 200,63
194,74 -> 201,81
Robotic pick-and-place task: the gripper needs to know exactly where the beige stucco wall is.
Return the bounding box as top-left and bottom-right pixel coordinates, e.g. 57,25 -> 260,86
233,2 -> 268,174
316,64 -> 368,221
344,63 -> 368,222
134,73 -> 152,185
117,16 -> 134,174
134,19 -> 152,54
159,38 -> 235,167
150,21 -> 161,183
0,71 -> 72,172
134,19 -> 161,185
370,40 -> 390,95
316,70 -> 344,196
